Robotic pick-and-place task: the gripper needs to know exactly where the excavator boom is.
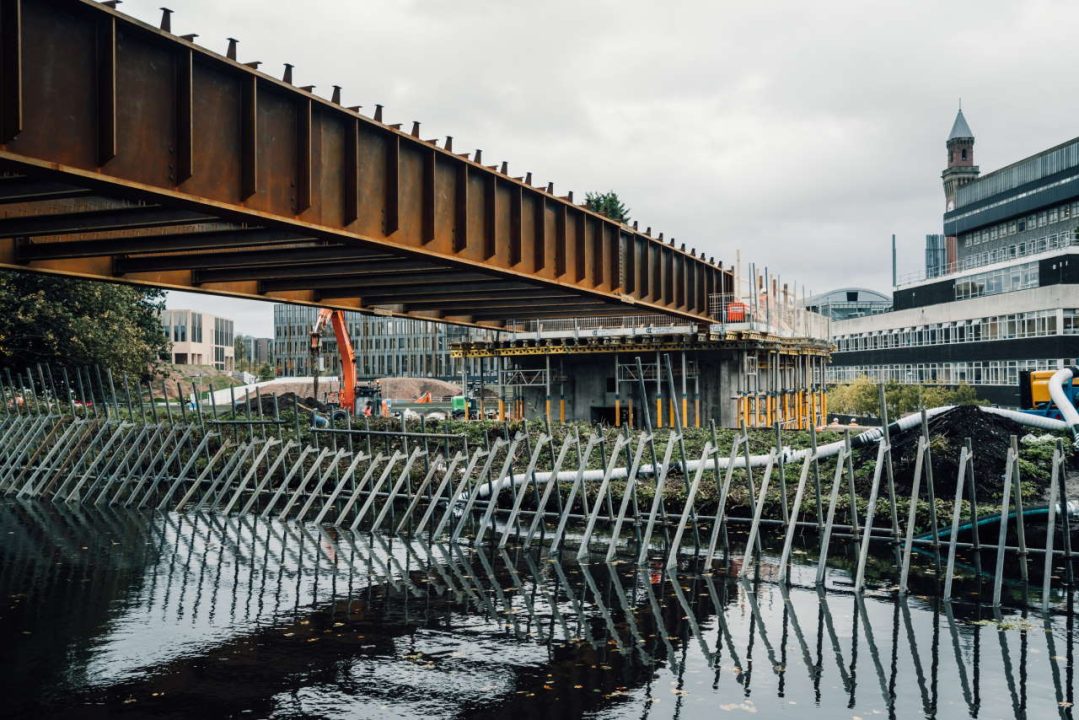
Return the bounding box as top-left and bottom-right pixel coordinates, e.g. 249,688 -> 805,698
329,311 -> 357,412
310,308 -> 357,412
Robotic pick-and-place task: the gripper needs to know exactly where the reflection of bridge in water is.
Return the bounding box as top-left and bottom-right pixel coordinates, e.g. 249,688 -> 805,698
0,504 -> 1074,719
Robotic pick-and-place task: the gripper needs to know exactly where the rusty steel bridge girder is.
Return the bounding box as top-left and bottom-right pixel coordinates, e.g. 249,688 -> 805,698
0,0 -> 733,327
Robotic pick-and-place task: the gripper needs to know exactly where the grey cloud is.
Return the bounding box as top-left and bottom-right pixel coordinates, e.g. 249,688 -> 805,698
128,0 -> 1079,335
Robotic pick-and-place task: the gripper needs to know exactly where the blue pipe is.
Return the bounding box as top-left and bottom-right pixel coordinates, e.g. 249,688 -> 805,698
916,506 -> 1050,542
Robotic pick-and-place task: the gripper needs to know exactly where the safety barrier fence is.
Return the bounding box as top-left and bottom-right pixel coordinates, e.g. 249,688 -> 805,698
0,367 -> 1076,611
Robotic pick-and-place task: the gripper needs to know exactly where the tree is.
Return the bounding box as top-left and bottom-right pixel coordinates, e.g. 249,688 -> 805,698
827,375 -> 985,417
0,271 -> 169,379
234,334 -> 249,369
584,191 -> 631,223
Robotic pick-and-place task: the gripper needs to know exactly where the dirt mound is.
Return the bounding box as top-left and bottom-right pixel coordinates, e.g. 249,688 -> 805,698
235,391 -> 330,415
376,377 -> 461,401
860,405 -> 1032,499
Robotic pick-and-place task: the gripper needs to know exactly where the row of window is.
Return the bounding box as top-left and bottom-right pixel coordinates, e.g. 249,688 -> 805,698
962,201 -> 1079,248
833,308 -> 1079,352
272,306 -> 476,339
828,358 -> 1069,388
213,318 -> 234,348
956,139 -> 1079,208
952,169 -> 1079,220
954,261 -> 1039,300
959,230 -> 1075,273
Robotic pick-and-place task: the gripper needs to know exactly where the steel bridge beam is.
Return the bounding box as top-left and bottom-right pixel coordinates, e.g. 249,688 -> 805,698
14,228 -> 317,261
0,0 -> 733,326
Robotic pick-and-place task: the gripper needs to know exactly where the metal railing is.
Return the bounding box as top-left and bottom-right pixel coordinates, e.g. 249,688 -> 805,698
502,314 -> 688,335
709,292 -> 831,340
897,232 -> 1079,288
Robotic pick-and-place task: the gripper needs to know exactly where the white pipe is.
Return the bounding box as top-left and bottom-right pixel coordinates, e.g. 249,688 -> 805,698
982,405 -> 1068,432
461,404 -> 1071,501
1048,366 -> 1079,446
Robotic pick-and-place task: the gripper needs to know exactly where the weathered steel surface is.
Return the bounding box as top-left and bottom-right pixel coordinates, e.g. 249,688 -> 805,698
0,0 -> 732,326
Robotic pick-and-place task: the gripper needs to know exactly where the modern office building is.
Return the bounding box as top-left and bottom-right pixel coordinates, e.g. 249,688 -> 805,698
925,234 -> 947,279
804,288 -> 891,321
160,309 -> 235,370
273,304 -> 484,379
237,335 -> 273,369
829,109 -> 1079,405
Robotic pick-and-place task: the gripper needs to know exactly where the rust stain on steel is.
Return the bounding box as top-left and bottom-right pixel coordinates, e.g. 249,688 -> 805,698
0,0 -> 733,328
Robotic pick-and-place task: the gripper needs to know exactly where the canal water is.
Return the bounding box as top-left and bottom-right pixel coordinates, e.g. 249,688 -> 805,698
0,501 -> 1074,719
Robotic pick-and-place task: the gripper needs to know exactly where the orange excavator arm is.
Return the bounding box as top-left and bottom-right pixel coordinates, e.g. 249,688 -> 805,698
328,310 -> 356,412
311,308 -> 357,412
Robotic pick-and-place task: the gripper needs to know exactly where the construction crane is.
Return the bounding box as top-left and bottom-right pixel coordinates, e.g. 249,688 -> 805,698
310,309 -> 357,413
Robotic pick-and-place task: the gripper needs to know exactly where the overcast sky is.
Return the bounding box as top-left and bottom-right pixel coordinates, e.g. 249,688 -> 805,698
148,0 -> 1079,337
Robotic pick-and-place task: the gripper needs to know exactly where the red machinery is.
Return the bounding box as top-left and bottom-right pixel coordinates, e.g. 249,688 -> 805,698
310,309 -> 357,412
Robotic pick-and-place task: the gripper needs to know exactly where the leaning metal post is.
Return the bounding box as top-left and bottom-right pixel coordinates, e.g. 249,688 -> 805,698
943,445 -> 971,602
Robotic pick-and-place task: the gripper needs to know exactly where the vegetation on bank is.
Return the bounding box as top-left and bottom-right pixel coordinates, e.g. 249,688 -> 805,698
0,271 -> 168,379
827,375 -> 984,417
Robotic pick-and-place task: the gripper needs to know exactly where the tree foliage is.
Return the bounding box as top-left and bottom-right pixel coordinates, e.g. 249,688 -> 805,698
0,271 -> 169,379
827,375 -> 984,417
584,190 -> 631,223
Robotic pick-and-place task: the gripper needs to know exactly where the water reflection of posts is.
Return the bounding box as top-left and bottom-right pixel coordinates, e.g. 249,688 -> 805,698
816,587 -> 853,692
992,606 -> 1025,718
551,559 -> 594,647
741,577 -> 782,687
854,595 -> 892,709
778,585 -> 818,687
580,562 -> 626,654
700,577 -> 741,691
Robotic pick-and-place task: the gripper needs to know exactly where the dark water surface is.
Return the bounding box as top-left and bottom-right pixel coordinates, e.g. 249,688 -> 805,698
1,500 -> 1075,719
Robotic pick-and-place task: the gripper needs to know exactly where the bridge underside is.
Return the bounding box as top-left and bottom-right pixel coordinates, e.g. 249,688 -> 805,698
0,0 -> 732,328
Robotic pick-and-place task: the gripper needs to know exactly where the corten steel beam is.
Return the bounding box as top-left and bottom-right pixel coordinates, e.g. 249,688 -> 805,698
385,293 -> 574,308
0,206 -> 215,236
262,270 -> 493,293
0,178 -> 90,203
321,281 -> 537,302
114,245 -> 388,274
0,0 -> 733,327
14,228 -> 315,260
265,269 -> 472,293
191,259 -> 432,285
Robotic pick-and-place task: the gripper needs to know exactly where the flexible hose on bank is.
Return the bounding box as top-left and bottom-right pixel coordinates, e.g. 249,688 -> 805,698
1048,366 -> 1079,448
461,405 -> 1071,501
